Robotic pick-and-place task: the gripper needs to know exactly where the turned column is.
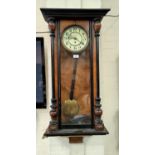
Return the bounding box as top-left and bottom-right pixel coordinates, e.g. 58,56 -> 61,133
48,19 -> 58,131
94,20 -> 104,130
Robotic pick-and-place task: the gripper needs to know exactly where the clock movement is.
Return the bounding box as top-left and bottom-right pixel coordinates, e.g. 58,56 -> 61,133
41,8 -> 110,137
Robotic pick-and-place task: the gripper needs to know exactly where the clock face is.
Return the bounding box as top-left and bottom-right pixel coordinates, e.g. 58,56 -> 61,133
62,25 -> 89,53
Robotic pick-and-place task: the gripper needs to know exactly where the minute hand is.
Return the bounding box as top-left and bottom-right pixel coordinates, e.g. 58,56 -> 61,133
69,36 -> 81,43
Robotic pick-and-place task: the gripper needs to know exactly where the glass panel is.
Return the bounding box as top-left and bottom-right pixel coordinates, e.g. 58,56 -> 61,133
61,48 -> 91,127
36,38 -> 46,108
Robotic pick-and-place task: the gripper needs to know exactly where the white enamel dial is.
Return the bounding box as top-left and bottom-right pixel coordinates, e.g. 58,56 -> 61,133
62,25 -> 89,53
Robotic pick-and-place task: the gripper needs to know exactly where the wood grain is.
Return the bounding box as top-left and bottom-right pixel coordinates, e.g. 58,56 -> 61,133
59,20 -> 91,124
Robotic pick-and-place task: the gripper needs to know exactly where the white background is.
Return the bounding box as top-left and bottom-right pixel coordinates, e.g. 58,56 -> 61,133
36,1 -> 118,155
0,0 -> 155,155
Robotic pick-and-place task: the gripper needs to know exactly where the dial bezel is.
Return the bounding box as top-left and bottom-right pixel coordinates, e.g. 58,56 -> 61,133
61,25 -> 89,54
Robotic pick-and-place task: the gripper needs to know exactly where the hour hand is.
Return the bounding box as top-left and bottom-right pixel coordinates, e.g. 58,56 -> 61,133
74,37 -> 80,42
76,38 -> 81,43
69,36 -> 80,42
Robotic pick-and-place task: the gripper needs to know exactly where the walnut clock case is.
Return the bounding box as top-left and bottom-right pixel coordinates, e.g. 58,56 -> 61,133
41,8 -> 110,137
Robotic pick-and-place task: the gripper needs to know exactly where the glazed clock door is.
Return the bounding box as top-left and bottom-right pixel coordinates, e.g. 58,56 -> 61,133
60,20 -> 92,128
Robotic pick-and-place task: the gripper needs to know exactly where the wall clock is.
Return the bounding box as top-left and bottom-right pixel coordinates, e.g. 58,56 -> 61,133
41,8 -> 110,137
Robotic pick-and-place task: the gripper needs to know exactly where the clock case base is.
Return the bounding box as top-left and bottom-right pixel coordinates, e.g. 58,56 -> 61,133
44,127 -> 109,137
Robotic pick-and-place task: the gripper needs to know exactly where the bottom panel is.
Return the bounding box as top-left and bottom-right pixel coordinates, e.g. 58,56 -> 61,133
43,127 -> 109,137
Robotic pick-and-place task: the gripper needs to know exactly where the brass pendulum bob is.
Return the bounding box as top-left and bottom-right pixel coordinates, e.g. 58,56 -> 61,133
62,58 -> 79,118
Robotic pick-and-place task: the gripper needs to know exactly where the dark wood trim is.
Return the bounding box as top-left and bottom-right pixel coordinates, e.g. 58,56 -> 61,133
96,31 -> 100,98
57,20 -> 61,129
61,125 -> 91,129
48,20 -> 58,131
89,20 -> 94,128
40,8 -> 110,22
44,128 -> 109,137
94,21 -> 105,131
49,22 -> 55,98
36,37 -> 47,109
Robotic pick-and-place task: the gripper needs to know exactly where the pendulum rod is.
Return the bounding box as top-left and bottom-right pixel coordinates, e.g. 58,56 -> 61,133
69,58 -> 78,100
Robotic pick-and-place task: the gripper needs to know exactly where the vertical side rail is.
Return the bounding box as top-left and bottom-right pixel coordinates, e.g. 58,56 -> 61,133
94,20 -> 105,130
48,19 -> 58,132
